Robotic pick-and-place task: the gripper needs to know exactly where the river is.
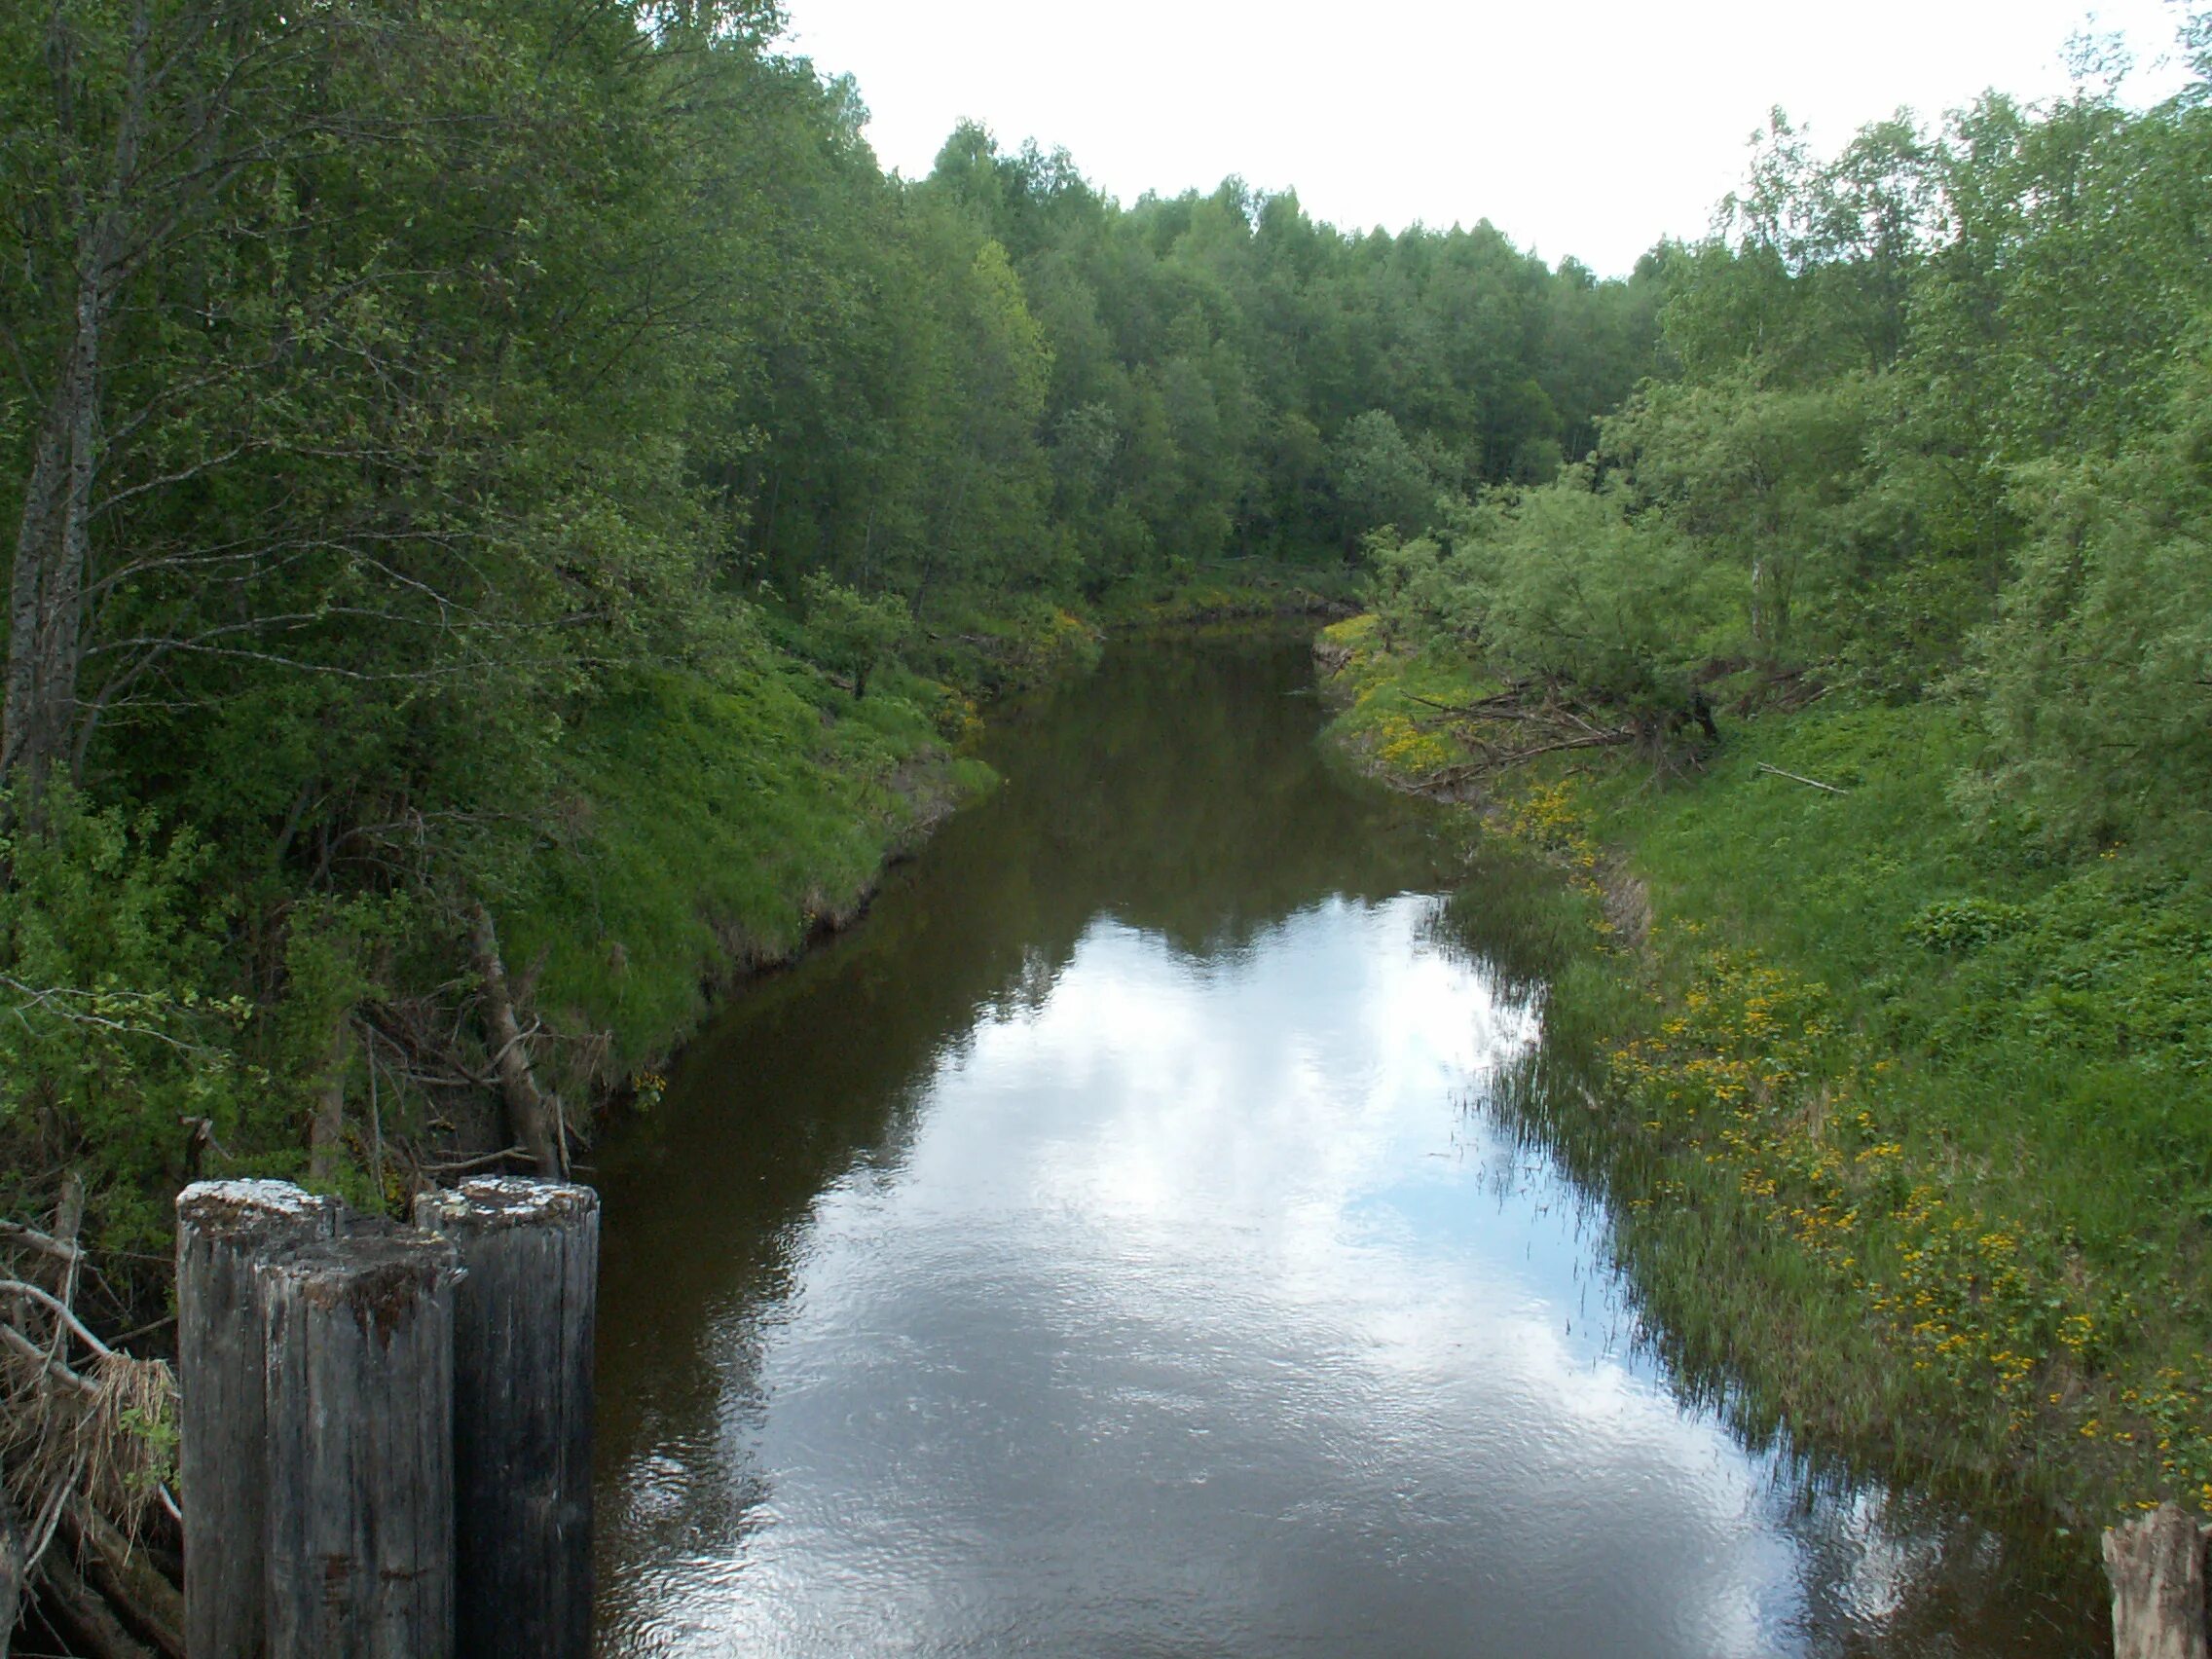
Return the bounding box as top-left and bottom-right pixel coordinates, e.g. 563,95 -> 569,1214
588,629 -> 2100,1657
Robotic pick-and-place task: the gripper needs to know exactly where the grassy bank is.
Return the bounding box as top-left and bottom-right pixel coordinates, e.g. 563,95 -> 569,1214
500,603 -> 1100,1120
512,571 -> 1356,1113
1320,613 -> 2212,1530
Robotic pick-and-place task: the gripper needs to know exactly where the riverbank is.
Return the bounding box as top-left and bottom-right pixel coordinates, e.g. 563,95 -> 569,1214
1317,612 -> 2212,1534
514,571 -> 1354,1129
500,604 -> 1099,1123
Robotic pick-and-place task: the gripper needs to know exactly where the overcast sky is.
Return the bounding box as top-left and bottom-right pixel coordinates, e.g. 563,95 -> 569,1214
777,0 -> 2196,276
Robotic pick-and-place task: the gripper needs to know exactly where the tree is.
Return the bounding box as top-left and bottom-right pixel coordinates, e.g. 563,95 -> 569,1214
800,572 -> 914,700
1329,410 -> 1438,547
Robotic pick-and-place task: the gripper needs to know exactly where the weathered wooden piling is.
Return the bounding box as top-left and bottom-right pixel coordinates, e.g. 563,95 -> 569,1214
2105,1502 -> 2211,1659
175,1178 -> 341,1659
415,1177 -> 600,1659
259,1229 -> 461,1659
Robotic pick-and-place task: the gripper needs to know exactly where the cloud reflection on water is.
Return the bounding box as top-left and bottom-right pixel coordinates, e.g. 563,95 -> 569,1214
599,896 -> 1953,1657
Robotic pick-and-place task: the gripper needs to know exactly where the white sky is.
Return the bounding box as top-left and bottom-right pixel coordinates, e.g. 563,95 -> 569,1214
777,0 -> 2197,277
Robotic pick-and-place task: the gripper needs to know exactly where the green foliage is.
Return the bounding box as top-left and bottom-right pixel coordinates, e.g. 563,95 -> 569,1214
1967,327 -> 2212,848
1604,368 -> 1877,665
1328,410 -> 1439,544
1369,471 -> 1723,711
0,791 -> 243,1237
1372,38 -> 2212,844
2,0 -> 2207,1522
1903,898 -> 2027,952
798,573 -> 915,698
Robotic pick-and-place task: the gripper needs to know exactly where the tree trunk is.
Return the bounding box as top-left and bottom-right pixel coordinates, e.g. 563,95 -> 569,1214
309,1018 -> 350,1182
465,903 -> 564,1176
1,285 -> 97,796
3,0 -> 151,797
4,413 -> 68,789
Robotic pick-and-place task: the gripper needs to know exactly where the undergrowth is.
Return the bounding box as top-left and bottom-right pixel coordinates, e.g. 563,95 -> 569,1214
1089,557 -> 1357,629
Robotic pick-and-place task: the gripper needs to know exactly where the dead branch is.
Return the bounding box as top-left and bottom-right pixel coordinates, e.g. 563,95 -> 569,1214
421,1145 -> 527,1175
61,1498 -> 183,1659
0,1282 -> 113,1362
0,1322 -> 94,1398
1756,762 -> 1850,794
1404,686 -> 1532,717
0,1225 -> 82,1268
0,1177 -> 183,1654
1489,732 -> 1635,766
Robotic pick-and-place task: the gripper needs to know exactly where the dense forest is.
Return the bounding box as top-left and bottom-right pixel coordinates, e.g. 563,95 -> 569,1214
1,0 -> 2209,1636
0,0 -> 1662,1236
1368,32 -> 2212,853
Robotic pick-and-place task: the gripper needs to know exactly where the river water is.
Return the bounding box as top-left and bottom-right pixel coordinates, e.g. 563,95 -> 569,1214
589,631 -> 2100,1657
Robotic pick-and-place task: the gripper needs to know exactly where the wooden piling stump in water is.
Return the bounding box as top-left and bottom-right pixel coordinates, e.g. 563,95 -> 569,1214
259,1229 -> 461,1659
175,1178 -> 342,1659
415,1177 -> 600,1659
2105,1501 -> 2211,1659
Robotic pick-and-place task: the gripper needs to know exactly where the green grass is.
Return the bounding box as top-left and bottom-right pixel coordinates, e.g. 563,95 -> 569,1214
1320,615 -> 2212,1530
506,651 -> 993,1097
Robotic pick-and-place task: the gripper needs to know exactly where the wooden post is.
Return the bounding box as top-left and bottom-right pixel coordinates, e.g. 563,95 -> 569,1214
175,1178 -> 341,1659
415,1177 -> 599,1659
259,1230 -> 461,1659
2105,1502 -> 2211,1659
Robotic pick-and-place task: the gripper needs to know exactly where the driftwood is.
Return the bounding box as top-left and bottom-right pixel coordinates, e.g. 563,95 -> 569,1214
36,1547 -> 153,1659
2105,1503 -> 2211,1659
61,1498 -> 182,1659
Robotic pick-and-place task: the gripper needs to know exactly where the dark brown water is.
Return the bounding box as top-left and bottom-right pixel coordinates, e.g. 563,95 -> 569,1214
590,631 -> 2101,1658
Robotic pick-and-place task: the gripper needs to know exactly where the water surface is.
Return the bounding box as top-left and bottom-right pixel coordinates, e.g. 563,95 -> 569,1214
591,632 -> 2097,1657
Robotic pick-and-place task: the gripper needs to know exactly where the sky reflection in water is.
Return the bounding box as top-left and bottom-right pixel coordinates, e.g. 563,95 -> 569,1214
603,901 -> 2019,1656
